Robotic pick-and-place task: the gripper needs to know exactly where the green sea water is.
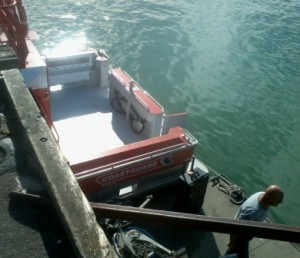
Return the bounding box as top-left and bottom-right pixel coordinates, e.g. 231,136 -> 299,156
25,0 -> 300,226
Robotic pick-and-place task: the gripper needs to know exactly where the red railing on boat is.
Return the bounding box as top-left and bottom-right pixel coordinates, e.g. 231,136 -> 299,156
0,0 -> 29,67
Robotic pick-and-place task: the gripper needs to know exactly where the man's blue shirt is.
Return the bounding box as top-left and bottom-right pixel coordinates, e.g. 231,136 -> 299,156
235,191 -> 268,222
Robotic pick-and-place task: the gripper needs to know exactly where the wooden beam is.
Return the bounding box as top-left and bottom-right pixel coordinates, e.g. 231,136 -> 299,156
10,191 -> 300,243
90,202 -> 300,243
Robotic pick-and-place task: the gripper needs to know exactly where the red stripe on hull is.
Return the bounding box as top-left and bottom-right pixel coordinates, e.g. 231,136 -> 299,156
71,127 -> 196,194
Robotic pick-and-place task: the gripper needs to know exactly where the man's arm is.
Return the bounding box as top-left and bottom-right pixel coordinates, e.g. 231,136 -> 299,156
228,207 -> 257,249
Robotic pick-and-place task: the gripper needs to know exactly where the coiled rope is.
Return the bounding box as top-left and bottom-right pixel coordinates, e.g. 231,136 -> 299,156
200,161 -> 246,205
216,177 -> 246,205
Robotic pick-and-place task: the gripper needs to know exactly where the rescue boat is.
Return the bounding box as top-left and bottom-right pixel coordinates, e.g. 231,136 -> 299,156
1,0 -> 197,199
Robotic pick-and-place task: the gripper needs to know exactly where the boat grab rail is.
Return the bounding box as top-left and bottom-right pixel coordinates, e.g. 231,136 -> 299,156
183,129 -> 198,145
111,69 -> 164,113
0,0 -> 17,8
75,142 -> 190,180
112,72 -> 150,112
96,48 -> 110,60
129,79 -> 165,115
130,82 -> 150,113
136,86 -> 165,114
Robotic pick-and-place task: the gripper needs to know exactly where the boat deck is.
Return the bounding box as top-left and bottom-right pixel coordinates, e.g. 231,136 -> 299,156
50,85 -> 145,164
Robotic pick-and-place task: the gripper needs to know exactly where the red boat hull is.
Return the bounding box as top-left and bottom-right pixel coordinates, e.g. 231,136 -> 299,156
72,127 -> 196,195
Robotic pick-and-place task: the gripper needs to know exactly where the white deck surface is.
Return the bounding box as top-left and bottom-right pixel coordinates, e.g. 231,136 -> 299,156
50,85 -> 145,164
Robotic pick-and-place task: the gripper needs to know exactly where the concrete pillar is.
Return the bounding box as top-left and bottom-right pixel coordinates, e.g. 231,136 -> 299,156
1,69 -> 115,258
